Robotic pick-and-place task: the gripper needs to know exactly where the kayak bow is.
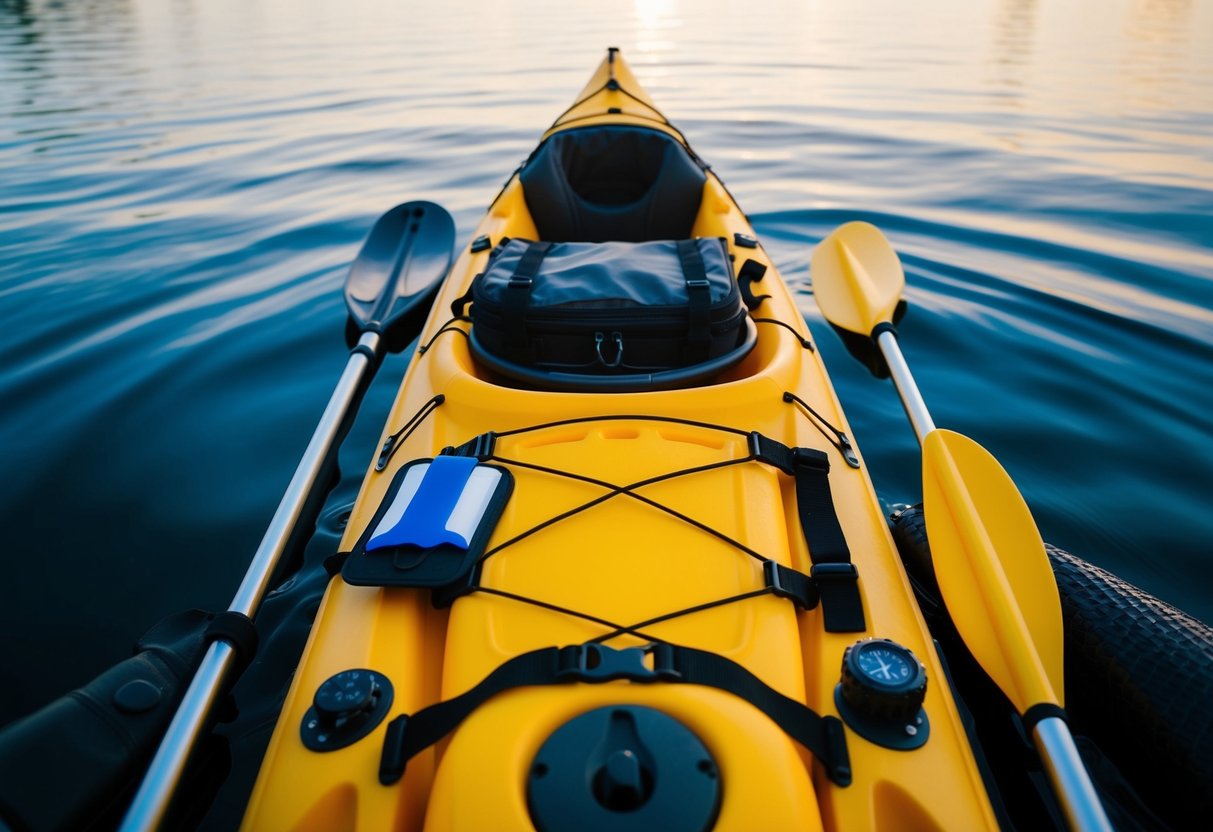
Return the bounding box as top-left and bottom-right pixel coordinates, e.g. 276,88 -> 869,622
242,49 -> 1001,832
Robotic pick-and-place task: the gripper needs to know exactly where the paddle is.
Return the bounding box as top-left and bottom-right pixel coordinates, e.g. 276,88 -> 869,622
119,201 -> 456,831
812,222 -> 1111,831
810,222 -> 935,441
921,431 -> 1109,821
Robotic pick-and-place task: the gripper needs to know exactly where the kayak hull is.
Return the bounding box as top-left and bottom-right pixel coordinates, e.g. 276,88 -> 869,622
242,50 -> 998,831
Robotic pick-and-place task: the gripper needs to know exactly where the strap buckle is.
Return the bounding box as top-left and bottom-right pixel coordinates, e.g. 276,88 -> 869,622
792,446 -> 830,472
442,432 -> 497,461
763,560 -> 819,610
556,643 -> 681,683
749,432 -> 796,475
810,562 -> 859,582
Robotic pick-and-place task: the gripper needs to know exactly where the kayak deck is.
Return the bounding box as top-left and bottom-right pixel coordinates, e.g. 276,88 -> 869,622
242,51 -> 998,831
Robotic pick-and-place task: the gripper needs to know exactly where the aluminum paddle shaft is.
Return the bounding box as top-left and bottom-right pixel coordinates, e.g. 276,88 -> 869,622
119,199 -> 456,830
1036,718 -> 1114,832
813,221 -> 1111,831
875,327 -> 935,444
120,331 -> 381,831
882,332 -> 1110,832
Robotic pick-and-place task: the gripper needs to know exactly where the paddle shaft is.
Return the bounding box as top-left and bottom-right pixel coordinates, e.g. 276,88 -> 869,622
876,328 -> 1110,831
1036,718 -> 1112,832
119,331 -> 382,832
876,329 -> 935,444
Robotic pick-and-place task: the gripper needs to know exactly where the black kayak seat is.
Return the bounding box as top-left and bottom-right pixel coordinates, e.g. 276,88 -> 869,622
519,126 -> 707,242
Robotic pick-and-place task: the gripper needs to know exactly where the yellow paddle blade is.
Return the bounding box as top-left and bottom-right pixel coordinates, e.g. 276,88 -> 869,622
811,221 -> 905,336
922,430 -> 1065,713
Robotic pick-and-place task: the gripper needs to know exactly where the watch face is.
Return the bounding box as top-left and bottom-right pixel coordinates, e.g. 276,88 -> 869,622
855,643 -> 915,688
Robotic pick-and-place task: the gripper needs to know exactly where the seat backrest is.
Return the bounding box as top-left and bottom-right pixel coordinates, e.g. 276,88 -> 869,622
519,126 -> 707,242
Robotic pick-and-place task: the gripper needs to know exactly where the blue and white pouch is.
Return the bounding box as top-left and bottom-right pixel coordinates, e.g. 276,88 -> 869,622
341,455 -> 512,596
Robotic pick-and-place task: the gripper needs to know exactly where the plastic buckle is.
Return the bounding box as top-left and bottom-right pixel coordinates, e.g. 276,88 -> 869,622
763,561 -> 818,609
508,276 -> 533,289
749,432 -> 796,475
556,643 -> 680,683
811,562 -> 859,583
748,432 -> 762,458
441,432 -> 496,461
764,560 -> 789,598
469,432 -> 496,461
792,446 -> 830,472
379,714 -> 410,785
685,278 -> 710,291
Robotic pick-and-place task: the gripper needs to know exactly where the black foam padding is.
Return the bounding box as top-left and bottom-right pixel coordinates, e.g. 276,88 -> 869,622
1049,542 -> 1213,828
520,126 -> 706,243
889,504 -> 1213,830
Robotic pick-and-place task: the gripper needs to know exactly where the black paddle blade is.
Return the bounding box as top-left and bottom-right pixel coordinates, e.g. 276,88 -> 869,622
344,201 -> 455,352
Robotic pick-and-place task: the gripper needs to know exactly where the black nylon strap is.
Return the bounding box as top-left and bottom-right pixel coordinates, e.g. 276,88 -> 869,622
503,241 -> 550,361
793,451 -> 866,632
677,239 -> 712,364
752,436 -> 868,630
379,647 -> 560,785
450,286 -> 475,318
675,645 -> 851,786
379,642 -> 851,787
750,434 -> 865,633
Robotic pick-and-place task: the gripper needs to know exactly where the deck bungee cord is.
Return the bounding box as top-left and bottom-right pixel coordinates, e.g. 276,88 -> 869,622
352,412 -> 864,633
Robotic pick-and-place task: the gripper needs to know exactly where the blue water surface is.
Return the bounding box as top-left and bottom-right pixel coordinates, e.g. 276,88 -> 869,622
1,0 -> 1211,727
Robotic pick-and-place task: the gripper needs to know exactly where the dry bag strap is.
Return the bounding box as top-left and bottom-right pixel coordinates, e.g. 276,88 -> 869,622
503,241 -> 551,361
749,434 -> 866,633
379,642 -> 851,787
676,239 -> 712,364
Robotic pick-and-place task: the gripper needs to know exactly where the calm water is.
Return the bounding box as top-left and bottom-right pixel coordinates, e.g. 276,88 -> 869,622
1,0 -> 1211,728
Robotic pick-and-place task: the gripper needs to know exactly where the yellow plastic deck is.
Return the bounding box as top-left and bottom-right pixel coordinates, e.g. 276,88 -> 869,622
242,51 -> 998,832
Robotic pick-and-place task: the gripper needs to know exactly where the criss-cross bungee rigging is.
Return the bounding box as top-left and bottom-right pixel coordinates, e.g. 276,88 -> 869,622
239,48 -> 1017,831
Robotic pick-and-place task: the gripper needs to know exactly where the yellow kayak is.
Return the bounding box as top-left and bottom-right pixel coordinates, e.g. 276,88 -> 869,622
3,46 -> 1211,832
243,48 -> 999,831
